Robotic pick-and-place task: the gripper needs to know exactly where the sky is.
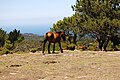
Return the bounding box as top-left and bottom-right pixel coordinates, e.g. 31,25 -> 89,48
0,0 -> 76,35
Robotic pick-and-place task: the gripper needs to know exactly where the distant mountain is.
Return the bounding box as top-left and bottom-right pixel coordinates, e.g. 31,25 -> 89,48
23,33 -> 40,37
22,33 -> 44,41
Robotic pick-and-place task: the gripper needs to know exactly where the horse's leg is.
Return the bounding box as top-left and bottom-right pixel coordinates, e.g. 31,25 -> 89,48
48,42 -> 51,54
52,43 -> 55,53
42,39 -> 47,54
58,42 -> 63,53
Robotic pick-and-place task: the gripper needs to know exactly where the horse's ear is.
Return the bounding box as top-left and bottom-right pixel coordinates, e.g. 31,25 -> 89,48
60,32 -> 66,37
60,32 -> 64,35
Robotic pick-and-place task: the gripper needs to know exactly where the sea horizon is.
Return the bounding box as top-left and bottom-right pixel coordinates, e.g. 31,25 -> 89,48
1,24 -> 52,36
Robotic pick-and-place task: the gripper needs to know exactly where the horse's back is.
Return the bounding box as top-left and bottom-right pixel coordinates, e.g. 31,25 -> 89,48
45,32 -> 60,38
44,32 -> 53,38
44,32 -> 61,43
46,32 -> 53,36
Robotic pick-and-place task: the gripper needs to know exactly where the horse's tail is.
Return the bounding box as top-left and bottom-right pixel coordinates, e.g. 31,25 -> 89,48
44,33 -> 49,39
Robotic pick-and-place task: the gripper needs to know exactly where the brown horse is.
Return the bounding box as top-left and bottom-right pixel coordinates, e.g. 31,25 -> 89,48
42,31 -> 66,54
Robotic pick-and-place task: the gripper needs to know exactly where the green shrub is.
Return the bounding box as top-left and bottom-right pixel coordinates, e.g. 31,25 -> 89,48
107,41 -> 113,51
87,43 -> 97,51
13,39 -> 42,53
4,40 -> 13,50
0,47 -> 11,55
67,43 -> 76,47
30,48 -> 39,53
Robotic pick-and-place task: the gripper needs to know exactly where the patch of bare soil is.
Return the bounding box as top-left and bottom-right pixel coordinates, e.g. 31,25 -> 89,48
0,50 -> 120,80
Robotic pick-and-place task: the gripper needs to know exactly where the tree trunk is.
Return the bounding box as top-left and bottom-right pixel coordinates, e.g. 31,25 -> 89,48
73,33 -> 77,45
103,36 -> 109,51
97,40 -> 104,51
96,36 -> 105,51
68,36 -> 72,44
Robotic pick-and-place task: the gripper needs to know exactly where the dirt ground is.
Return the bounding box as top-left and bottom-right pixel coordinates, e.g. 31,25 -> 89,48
0,50 -> 120,80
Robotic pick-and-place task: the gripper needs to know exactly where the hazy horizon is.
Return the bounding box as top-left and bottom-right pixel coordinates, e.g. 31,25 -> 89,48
1,24 -> 52,35
0,0 -> 76,35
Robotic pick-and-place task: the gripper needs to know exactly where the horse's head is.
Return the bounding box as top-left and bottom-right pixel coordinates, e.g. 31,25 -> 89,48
60,32 -> 66,41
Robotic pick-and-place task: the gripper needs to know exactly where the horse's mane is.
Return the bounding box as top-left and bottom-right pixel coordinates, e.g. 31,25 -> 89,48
55,31 -> 62,34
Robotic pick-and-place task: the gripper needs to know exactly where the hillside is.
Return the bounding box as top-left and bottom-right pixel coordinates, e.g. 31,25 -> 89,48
0,51 -> 120,80
23,33 -> 44,41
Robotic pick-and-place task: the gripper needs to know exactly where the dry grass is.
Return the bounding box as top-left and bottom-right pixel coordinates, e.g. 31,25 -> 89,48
0,50 -> 120,80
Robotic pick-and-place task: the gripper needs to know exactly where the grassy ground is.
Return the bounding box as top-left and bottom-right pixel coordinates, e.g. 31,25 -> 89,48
0,50 -> 120,80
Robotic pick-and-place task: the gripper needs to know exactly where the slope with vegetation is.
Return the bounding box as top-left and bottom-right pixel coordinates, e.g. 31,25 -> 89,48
0,28 -> 44,55
0,29 -> 24,55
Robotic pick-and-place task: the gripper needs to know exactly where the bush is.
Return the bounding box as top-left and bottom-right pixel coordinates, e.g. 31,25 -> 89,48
67,43 -> 76,47
13,40 -> 42,53
4,40 -> 13,50
0,47 -> 11,55
30,48 -> 40,53
87,43 -> 97,51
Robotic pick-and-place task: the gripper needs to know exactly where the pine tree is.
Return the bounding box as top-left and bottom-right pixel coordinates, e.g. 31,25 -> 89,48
8,29 -> 24,49
0,28 -> 6,47
72,0 -> 120,50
